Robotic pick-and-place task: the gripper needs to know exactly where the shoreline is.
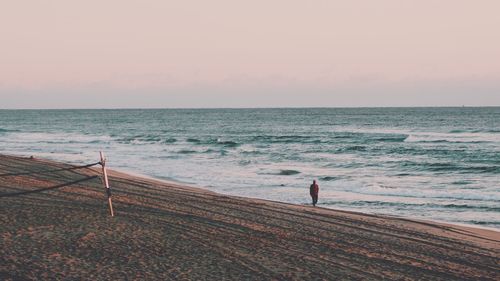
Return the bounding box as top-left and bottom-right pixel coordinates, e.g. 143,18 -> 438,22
3,151 -> 500,234
94,157 -> 500,248
110,165 -> 500,234
1,154 -> 499,280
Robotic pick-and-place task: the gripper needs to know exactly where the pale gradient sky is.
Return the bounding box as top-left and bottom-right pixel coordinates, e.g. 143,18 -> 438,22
1,0 -> 499,108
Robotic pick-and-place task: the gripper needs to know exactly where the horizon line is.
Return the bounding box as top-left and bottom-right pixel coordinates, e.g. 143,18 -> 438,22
1,105 -> 499,111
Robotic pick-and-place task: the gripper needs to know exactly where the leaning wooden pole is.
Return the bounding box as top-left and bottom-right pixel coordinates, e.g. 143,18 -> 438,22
100,151 -> 114,217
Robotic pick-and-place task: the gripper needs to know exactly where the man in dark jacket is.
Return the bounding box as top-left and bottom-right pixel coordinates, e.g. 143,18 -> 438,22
310,180 -> 319,206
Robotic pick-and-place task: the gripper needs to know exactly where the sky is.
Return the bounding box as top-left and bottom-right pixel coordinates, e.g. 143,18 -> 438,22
1,0 -> 499,108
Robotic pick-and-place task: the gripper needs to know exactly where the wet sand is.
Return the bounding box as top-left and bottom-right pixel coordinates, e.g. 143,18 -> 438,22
0,154 -> 499,280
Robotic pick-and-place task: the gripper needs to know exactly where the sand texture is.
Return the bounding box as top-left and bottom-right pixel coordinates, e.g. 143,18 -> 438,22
0,154 -> 499,280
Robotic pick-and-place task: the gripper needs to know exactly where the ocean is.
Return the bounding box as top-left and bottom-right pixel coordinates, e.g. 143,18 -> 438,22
1,107 -> 499,228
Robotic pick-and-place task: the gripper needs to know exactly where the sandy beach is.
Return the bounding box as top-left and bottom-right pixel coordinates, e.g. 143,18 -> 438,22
0,154 -> 499,280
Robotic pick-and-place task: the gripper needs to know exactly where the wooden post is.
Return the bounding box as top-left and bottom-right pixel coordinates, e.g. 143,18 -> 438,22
100,151 -> 114,217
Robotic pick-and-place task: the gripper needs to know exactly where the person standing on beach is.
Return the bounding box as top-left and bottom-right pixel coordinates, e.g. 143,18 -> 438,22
310,180 -> 319,206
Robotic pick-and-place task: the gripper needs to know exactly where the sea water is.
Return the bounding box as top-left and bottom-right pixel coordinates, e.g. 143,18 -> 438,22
1,107 -> 499,228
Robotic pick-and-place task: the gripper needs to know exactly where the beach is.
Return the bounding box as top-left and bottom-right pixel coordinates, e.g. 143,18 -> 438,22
0,154 -> 499,280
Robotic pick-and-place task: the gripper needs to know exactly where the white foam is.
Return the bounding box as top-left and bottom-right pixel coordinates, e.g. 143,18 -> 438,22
404,132 -> 500,143
330,179 -> 500,202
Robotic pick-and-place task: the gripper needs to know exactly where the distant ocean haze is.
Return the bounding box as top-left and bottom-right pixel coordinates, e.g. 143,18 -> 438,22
0,107 -> 499,228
